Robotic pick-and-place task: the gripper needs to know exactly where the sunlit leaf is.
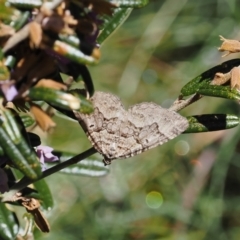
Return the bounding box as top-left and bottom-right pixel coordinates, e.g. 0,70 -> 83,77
11,11 -> 30,31
51,153 -> 109,177
198,85 -> 240,100
111,0 -> 149,8
20,114 -> 35,128
3,109 -> 41,169
28,87 -> 81,111
69,89 -> 94,114
53,41 -> 98,65
98,8 -> 132,44
4,55 -> 16,69
7,0 -> 42,9
58,34 -> 80,48
0,127 -> 39,179
0,109 -> 41,179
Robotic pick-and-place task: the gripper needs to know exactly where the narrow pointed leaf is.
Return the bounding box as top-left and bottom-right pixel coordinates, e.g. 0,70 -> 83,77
20,114 -> 35,128
0,203 -> 19,240
60,159 -> 109,177
49,153 -> 109,177
184,114 -> 239,133
3,110 -> 41,169
59,34 -> 80,48
7,0 -> 42,9
98,8 -> 133,44
53,40 -> 98,65
69,89 -> 94,114
4,56 -> 16,70
197,85 -> 240,100
33,179 -> 54,210
11,11 -> 30,31
111,0 -> 149,8
28,87 -> 81,110
0,127 -> 39,179
0,110 -> 41,179
181,59 -> 240,96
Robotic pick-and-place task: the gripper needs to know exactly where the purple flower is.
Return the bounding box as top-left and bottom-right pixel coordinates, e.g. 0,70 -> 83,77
0,82 -> 18,101
36,145 -> 59,171
0,145 -> 58,194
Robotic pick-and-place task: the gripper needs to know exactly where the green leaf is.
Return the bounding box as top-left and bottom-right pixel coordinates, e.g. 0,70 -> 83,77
7,0 -> 42,9
53,40 -> 98,65
60,159 -> 109,177
0,62 -> 10,80
4,55 -> 16,69
33,179 -> 54,210
11,11 -> 30,31
28,87 -> 81,110
181,58 -> 240,96
0,203 -> 19,240
0,127 -> 39,179
20,114 -> 35,128
53,153 -> 109,177
0,109 -> 41,179
69,89 -> 94,114
112,0 -> 149,8
2,110 -> 42,179
59,34 -> 80,48
184,114 -> 239,133
98,8 -> 133,44
197,85 -> 240,100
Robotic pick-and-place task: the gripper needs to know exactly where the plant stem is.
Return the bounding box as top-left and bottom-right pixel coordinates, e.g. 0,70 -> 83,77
169,93 -> 202,112
2,147 -> 97,202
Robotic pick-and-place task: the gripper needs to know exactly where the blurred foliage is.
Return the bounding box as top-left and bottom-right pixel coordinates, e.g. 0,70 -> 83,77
1,0 -> 240,239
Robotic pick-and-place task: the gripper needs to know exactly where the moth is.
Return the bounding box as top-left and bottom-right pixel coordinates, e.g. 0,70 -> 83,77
74,92 -> 189,165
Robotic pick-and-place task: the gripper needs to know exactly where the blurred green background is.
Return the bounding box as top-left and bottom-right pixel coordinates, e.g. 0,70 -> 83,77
37,0 -> 240,239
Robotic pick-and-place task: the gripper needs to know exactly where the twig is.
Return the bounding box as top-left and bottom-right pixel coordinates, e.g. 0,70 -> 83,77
2,147 -> 97,202
3,24 -> 30,53
169,93 -> 202,112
